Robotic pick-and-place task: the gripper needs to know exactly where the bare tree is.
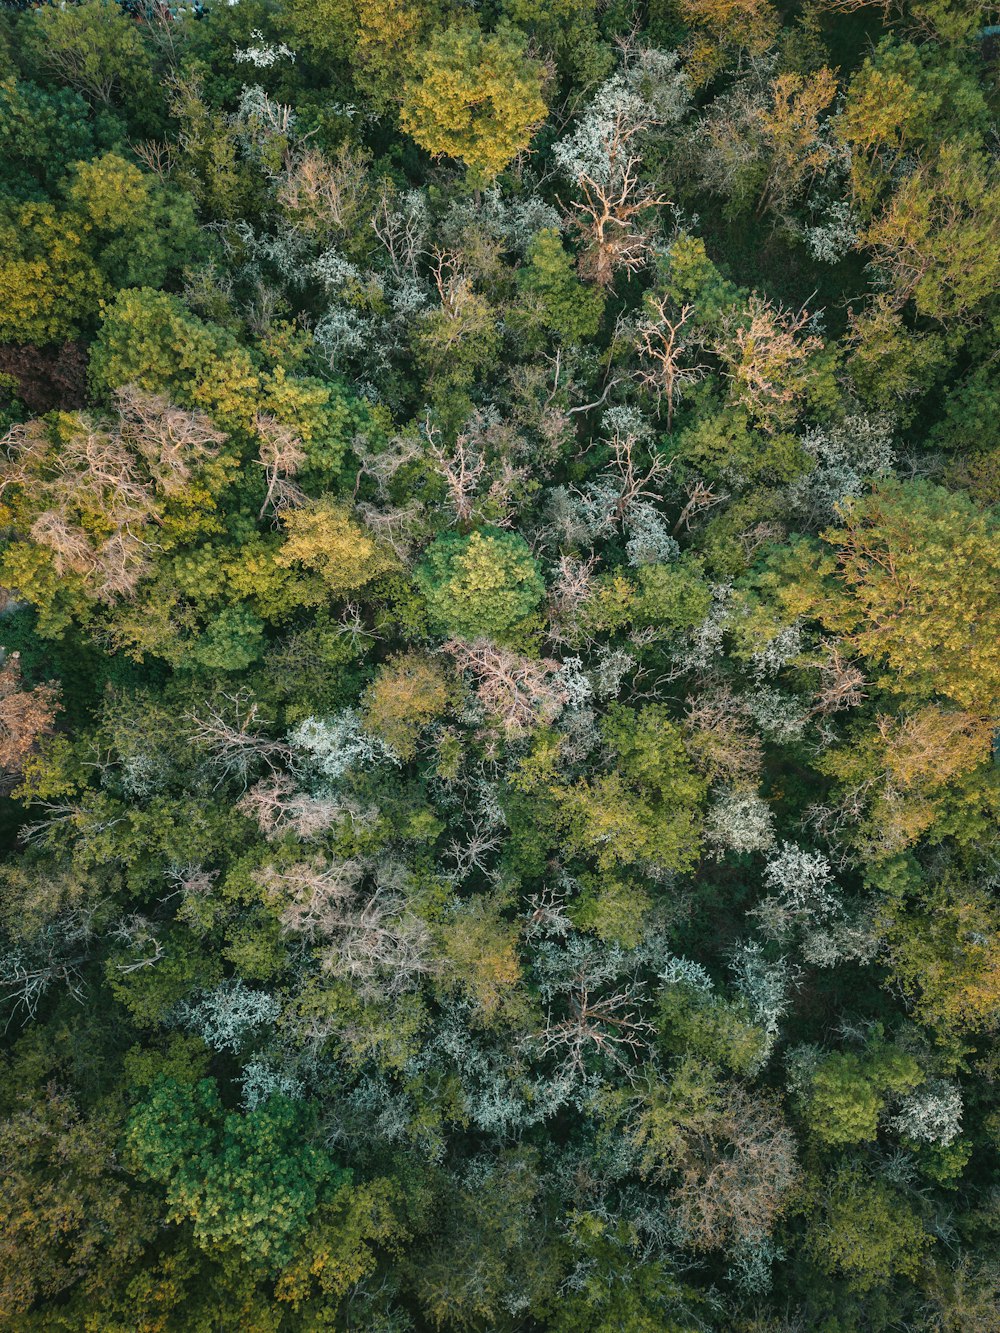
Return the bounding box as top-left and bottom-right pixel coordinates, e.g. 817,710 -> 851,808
186,693 -> 290,788
809,641 -> 867,716
1,391 -> 223,603
254,412 -> 307,519
277,144 -> 372,243
569,146 -> 669,289
444,639 -> 570,736
672,478 -> 727,534
259,856 -> 435,996
536,968 -> 654,1077
424,418 -> 486,527
238,775 -> 374,842
634,299 -> 706,429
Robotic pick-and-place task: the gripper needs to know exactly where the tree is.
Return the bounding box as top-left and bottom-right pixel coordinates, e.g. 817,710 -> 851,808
678,0 -> 780,87
554,51 -> 685,287
517,229 -> 605,342
821,481 -> 1000,715
802,1046 -> 921,1146
276,500 -> 396,598
25,0 -> 155,111
0,654 -> 60,782
881,874 -> 1000,1034
552,704 -> 707,874
0,202 -> 102,344
415,528 -> 545,643
400,19 -> 547,183
63,153 -> 202,292
361,651 -> 451,759
806,1165 -> 932,1292
0,391 -> 227,617
124,1079 -> 347,1272
862,141 -> 1000,324
0,1091 -> 152,1320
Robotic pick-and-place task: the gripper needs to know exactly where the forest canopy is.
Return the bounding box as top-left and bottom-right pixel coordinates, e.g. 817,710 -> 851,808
0,0 -> 999,1328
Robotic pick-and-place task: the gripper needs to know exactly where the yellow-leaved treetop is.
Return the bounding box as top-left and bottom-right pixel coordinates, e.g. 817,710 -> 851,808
400,19 -> 547,183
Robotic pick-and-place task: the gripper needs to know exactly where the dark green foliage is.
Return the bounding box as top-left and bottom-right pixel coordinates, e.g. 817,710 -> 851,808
125,1079 -> 347,1270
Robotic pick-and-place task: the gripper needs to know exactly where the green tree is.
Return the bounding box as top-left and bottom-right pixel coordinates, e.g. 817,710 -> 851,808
400,19 -> 547,182
0,1092 -> 152,1320
124,1079 -> 347,1272
821,482 -> 1000,715
518,228 -> 605,342
555,704 -> 707,874
63,153 -> 202,292
0,201 -> 102,343
415,528 -> 545,643
25,0 -> 156,113
806,1165 -> 932,1292
803,1046 -> 922,1146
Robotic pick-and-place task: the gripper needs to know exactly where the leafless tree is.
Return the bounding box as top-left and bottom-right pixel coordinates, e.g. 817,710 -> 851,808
536,968 -> 654,1077
424,419 -> 486,527
671,1085 -> 799,1251
684,689 -> 764,785
578,415 -> 674,530
0,652 -> 60,780
371,180 -> 426,281
444,638 -> 570,736
186,693 -> 291,787
546,554 -> 598,647
278,144 -> 372,242
672,478 -> 727,534
254,412 -> 307,518
634,300 -> 707,429
109,914 -> 167,973
809,641 -> 867,716
259,856 -> 435,996
238,775 -> 374,841
566,117 -> 671,288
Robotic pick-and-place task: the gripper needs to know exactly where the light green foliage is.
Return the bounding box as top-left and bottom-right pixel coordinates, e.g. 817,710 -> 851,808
557,704 -> 707,872
415,528 -> 545,643
89,288 -> 262,429
63,153 -> 202,292
0,201 -> 102,343
804,1046 -> 922,1146
864,142 -> 1000,324
657,983 -> 768,1075
518,229 -> 605,342
25,0 -> 156,110
276,500 -> 396,597
125,1079 -> 347,1271
807,1166 -> 933,1292
632,559 -> 713,629
821,482 -> 1000,715
400,19 -> 547,182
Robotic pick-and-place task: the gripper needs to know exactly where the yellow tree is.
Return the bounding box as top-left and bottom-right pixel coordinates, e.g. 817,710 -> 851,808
400,19 -> 547,183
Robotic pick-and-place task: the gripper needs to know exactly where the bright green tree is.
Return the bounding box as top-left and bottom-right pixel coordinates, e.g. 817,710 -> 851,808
518,228 -> 605,342
415,528 -> 545,643
804,1046 -> 922,1146
807,1165 -> 932,1292
124,1079 -> 347,1272
400,19 -> 547,182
